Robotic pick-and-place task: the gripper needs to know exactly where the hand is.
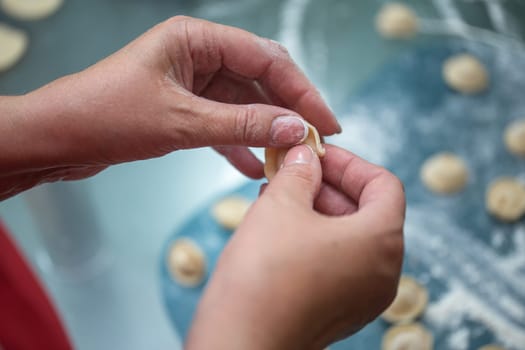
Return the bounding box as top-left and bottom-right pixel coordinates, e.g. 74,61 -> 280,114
0,16 -> 339,199
187,144 -> 406,350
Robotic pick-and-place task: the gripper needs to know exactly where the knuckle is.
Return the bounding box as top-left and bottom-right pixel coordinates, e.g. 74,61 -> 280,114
233,107 -> 261,144
267,39 -> 291,59
372,237 -> 404,313
165,15 -> 192,26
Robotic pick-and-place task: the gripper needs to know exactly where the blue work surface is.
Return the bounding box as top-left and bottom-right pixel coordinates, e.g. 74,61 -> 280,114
161,40 -> 525,350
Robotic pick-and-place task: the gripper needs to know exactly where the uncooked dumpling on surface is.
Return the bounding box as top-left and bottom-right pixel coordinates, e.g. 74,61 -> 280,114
504,119 -> 525,157
375,3 -> 418,39
486,177 -> 525,222
166,239 -> 206,287
264,121 -> 325,180
0,0 -> 63,21
212,196 -> 252,230
420,153 -> 468,194
442,54 -> 489,94
0,23 -> 28,73
382,323 -> 433,350
382,275 -> 428,324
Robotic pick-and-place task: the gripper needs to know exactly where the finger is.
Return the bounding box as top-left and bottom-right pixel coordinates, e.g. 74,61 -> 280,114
314,182 -> 358,216
214,146 -> 264,179
179,96 -> 309,149
321,144 -> 405,230
262,144 -> 322,209
258,183 -> 268,197
198,68 -> 283,106
321,144 -> 386,203
166,17 -> 340,135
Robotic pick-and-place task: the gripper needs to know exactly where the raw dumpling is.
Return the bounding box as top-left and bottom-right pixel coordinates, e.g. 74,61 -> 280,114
212,196 -> 252,230
382,275 -> 429,324
504,119 -> 525,157
375,3 -> 418,39
264,121 -> 325,180
0,0 -> 63,21
420,153 -> 468,194
0,23 -> 28,73
382,323 -> 433,350
486,177 -> 525,222
166,239 -> 206,287
442,54 -> 489,94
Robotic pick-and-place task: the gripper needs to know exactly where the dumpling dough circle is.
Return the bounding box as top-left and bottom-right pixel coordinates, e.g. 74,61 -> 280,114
382,276 -> 428,324
0,23 -> 28,73
421,152 -> 468,194
382,323 -> 433,350
375,3 -> 418,39
0,0 -> 63,21
443,54 -> 489,94
167,239 -> 206,287
212,196 -> 252,230
486,177 -> 525,222
264,121 -> 325,180
504,119 -> 525,157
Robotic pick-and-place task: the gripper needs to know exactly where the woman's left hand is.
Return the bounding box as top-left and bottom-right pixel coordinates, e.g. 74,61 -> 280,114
0,16 -> 340,199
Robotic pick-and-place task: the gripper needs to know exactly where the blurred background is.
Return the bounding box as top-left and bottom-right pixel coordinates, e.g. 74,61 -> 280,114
1,0 -> 525,349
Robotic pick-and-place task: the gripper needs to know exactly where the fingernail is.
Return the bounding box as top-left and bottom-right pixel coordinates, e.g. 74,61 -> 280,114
270,116 -> 308,147
283,144 -> 314,166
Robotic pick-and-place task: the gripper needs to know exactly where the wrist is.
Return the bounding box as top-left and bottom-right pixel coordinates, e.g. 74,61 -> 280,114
186,272 -> 316,350
0,81 -> 78,174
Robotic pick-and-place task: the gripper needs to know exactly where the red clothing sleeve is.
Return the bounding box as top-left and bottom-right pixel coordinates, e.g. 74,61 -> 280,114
0,220 -> 72,350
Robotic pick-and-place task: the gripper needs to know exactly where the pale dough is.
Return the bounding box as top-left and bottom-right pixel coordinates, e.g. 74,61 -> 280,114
167,239 -> 206,287
420,152 -> 468,194
375,3 -> 418,39
0,23 -> 28,73
486,177 -> 525,222
382,276 -> 428,324
212,196 -> 252,230
0,0 -> 63,21
264,121 -> 325,180
442,54 -> 489,94
504,119 -> 525,157
382,323 -> 433,350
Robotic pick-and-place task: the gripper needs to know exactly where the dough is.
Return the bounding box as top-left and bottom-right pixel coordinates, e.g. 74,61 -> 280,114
478,346 -> 506,350
375,3 -> 418,39
382,323 -> 433,350
382,276 -> 428,324
504,119 -> 525,157
486,177 -> 525,222
0,0 -> 63,21
442,54 -> 489,94
264,121 -> 325,180
420,152 -> 468,194
166,239 -> 206,287
0,23 -> 28,73
212,196 -> 252,230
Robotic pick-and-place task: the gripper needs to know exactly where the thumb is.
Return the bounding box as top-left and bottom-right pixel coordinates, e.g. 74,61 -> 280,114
188,99 -> 309,148
262,144 -> 322,208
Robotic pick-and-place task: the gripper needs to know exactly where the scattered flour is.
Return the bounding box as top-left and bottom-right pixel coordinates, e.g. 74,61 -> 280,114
447,327 -> 470,350
491,229 -> 505,248
426,282 -> 525,349
328,105 -> 404,167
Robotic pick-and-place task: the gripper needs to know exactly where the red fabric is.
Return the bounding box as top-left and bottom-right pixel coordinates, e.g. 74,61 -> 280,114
0,221 -> 72,350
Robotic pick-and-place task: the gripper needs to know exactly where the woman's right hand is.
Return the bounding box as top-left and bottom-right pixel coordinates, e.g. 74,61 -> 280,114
187,144 -> 406,350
